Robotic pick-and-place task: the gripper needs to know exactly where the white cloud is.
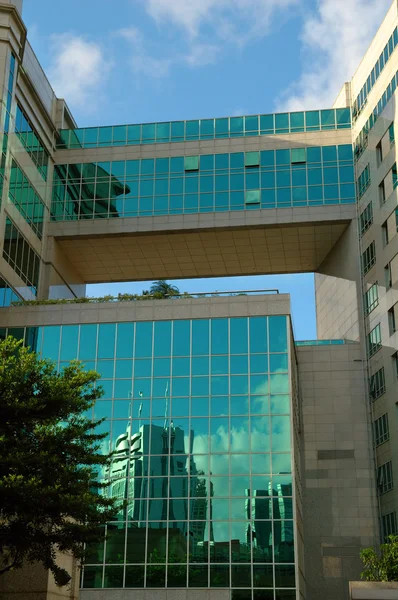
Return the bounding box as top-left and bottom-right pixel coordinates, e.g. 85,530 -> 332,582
279,0 -> 392,111
144,0 -> 300,43
118,27 -> 172,78
48,34 -> 107,107
185,43 -> 220,67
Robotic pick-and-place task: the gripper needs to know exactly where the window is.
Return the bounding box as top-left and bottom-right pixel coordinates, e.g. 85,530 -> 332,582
357,164 -> 370,198
362,242 -> 376,275
379,180 -> 386,205
385,263 -> 392,289
382,221 -> 389,246
377,461 -> 393,494
245,151 -> 260,167
364,282 -> 378,315
381,512 -> 397,540
373,413 -> 389,446
376,140 -> 383,166
15,104 -> 49,180
360,202 -> 373,235
393,353 -> 398,378
389,123 -> 395,146
291,148 -> 306,164
2,218 -> 40,295
393,164 -> 398,190
245,190 -> 260,204
367,324 -> 382,358
369,367 -> 385,400
184,156 -> 199,171
388,304 -> 398,335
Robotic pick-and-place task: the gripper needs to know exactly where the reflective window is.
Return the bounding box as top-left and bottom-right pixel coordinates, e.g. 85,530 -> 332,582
19,316 -> 295,593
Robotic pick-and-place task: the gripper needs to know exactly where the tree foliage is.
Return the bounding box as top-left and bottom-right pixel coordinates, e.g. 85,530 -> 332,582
148,280 -> 180,297
360,535 -> 398,582
0,337 -> 117,586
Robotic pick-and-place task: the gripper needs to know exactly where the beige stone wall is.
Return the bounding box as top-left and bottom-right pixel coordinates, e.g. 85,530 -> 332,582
315,221 -> 361,341
298,343 -> 378,600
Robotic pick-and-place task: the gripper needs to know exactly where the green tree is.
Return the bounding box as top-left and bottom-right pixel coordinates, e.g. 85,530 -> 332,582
149,280 -> 180,297
0,337 -> 117,586
360,535 -> 398,582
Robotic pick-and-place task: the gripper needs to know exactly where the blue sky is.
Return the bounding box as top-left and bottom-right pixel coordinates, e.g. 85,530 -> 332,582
22,0 -> 392,339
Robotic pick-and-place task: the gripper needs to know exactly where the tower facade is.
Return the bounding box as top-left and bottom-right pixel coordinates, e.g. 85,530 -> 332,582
0,2 -> 397,600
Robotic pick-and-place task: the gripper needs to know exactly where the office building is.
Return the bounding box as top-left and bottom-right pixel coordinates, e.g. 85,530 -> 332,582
0,1 -> 397,599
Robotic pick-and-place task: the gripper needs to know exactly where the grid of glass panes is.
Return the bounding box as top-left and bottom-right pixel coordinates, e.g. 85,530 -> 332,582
51,145 -> 355,221
377,461 -> 393,495
33,317 -> 295,596
362,242 -> 376,275
367,324 -> 382,358
357,165 -> 370,199
354,68 -> 398,159
369,367 -> 385,400
381,511 -> 398,540
2,217 -> 40,294
364,283 -> 378,315
56,108 -> 351,150
373,414 -> 389,447
360,202 -> 373,236
8,160 -> 45,239
353,27 -> 398,120
15,104 -> 49,180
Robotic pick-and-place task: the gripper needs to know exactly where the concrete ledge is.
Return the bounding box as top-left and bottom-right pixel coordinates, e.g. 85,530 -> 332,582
350,582 -> 398,599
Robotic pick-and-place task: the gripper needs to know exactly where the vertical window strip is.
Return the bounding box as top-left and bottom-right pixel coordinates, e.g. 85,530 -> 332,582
8,160 -> 46,239
2,217 -> 40,295
353,26 -> 398,120
360,201 -> 373,235
377,461 -> 393,494
355,68 -> 398,159
373,413 -> 389,446
369,367 -> 385,400
357,165 -> 371,199
381,512 -> 398,540
15,104 -> 49,180
364,282 -> 378,315
362,241 -> 376,275
367,323 -> 382,358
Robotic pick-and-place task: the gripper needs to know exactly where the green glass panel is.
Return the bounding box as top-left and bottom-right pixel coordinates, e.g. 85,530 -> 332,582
135,322 -> 153,357
82,566 -> 103,588
291,147 -> 306,164
245,189 -> 260,204
245,151 -> 260,167
125,565 -> 145,587
184,155 -> 199,171
321,109 -> 335,128
186,120 -> 199,139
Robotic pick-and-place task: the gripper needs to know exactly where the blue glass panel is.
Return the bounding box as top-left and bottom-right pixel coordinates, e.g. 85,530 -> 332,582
135,322 -> 153,358
305,110 -> 320,129
192,320 -> 209,355
275,113 -> 289,132
276,149 -> 290,165
230,318 -> 248,354
42,326 -> 60,361
269,316 -> 287,352
261,150 -> 275,167
260,114 -> 274,133
60,325 -> 78,361
79,324 -> 97,360
171,121 -> 184,141
200,119 -> 215,138
186,120 -> 199,140
98,324 -> 116,359
230,117 -> 244,136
